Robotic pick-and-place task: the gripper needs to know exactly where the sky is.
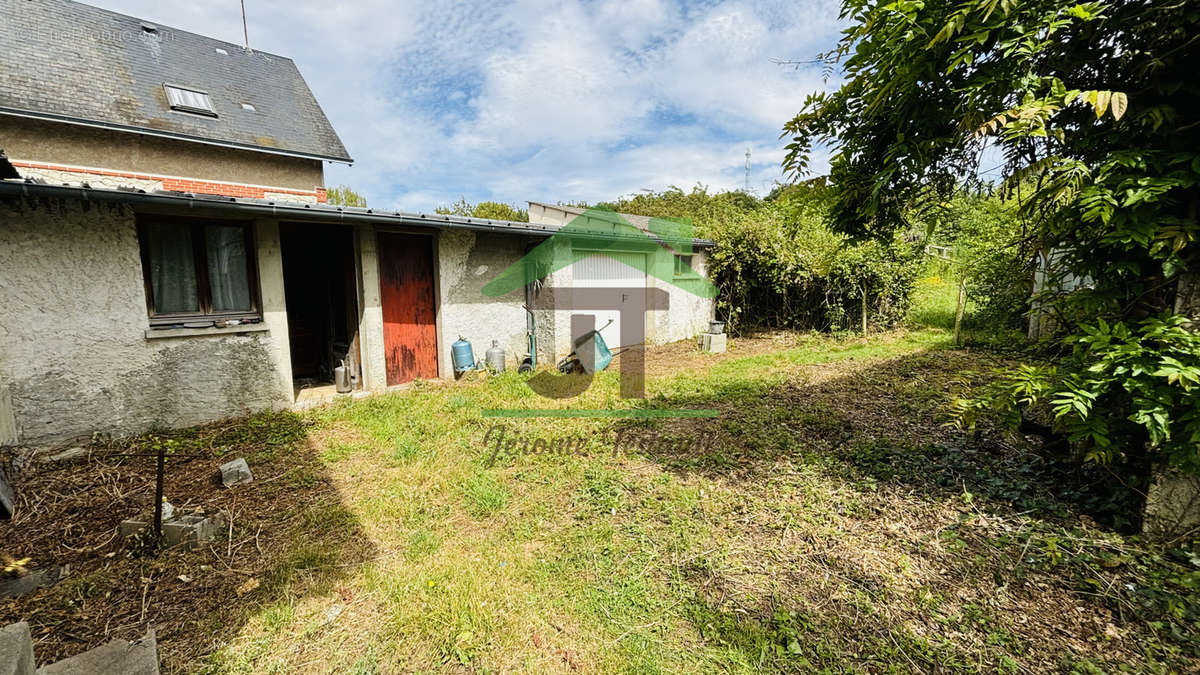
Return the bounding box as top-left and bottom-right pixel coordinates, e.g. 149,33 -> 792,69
88,0 -> 845,212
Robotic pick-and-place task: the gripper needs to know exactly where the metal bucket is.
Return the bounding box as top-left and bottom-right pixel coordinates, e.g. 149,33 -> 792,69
334,362 -> 353,393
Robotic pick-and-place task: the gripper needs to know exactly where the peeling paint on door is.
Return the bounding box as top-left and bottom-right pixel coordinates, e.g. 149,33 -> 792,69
378,232 -> 438,385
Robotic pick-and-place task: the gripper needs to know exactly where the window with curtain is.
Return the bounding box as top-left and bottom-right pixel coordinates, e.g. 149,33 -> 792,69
138,217 -> 258,323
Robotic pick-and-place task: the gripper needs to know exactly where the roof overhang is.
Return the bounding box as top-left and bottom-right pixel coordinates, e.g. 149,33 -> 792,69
0,107 -> 355,165
0,180 -> 714,247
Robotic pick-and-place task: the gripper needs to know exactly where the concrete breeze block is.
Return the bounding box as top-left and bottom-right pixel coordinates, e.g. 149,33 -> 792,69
219,458 -> 253,487
700,332 -> 727,354
0,621 -> 35,675
36,628 -> 158,675
161,514 -> 225,550
120,510 -> 225,550
0,467 -> 14,519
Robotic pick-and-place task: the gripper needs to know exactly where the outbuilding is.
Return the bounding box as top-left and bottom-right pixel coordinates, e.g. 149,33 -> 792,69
0,0 -> 716,449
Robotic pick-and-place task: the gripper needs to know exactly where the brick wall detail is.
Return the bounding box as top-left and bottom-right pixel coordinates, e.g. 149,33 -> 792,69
11,161 -> 327,203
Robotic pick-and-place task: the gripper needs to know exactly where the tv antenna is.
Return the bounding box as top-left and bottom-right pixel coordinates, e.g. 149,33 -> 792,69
241,0 -> 252,52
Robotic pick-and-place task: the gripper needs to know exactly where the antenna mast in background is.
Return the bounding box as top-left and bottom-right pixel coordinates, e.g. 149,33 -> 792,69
241,0 -> 252,52
744,148 -> 751,193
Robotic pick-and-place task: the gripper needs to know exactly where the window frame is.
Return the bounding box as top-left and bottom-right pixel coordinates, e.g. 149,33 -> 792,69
673,253 -> 697,278
163,83 -> 218,117
137,216 -> 261,326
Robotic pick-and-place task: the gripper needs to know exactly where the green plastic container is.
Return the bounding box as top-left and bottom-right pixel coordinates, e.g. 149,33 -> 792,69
582,331 -> 613,374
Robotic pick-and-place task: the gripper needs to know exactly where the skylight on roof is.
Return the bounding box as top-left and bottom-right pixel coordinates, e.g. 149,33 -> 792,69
164,84 -> 217,117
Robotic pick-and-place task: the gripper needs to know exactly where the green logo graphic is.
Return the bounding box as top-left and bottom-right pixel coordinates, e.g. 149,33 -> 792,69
481,208 -> 717,299
481,208 -> 718,418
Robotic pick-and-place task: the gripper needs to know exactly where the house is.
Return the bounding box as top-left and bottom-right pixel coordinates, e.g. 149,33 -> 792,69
0,0 -> 716,448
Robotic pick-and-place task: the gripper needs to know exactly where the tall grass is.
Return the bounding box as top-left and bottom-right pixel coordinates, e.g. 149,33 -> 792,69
908,259 -> 962,331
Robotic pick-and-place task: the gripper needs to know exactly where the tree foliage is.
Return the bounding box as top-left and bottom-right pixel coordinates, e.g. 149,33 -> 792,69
782,0 -> 1200,487
436,198 -> 529,222
922,189 -> 1031,332
325,185 -> 367,207
602,185 -> 922,332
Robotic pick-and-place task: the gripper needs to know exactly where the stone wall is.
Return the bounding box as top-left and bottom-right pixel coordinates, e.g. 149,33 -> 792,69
0,196 -> 293,448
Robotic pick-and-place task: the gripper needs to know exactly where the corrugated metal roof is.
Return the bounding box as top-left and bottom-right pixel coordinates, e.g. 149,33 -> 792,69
0,0 -> 352,163
528,200 -> 697,238
0,179 -> 716,247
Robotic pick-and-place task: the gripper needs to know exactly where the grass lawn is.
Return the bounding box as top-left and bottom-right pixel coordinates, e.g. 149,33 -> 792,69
3,329 -> 1197,673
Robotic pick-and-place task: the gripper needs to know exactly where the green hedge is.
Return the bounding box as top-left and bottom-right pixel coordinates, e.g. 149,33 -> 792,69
601,185 -> 923,334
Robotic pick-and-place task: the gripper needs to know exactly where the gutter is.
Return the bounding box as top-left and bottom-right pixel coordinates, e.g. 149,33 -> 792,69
0,180 -> 715,247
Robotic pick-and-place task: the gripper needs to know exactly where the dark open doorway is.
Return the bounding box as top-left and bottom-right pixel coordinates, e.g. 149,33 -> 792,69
280,223 -> 360,398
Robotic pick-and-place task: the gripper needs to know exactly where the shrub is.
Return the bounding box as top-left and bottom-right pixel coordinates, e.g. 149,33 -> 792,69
602,185 -> 922,333
935,192 -> 1031,332
436,198 -> 529,222
778,0 -> 1200,496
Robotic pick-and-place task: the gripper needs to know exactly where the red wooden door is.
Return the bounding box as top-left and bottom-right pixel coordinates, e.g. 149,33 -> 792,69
378,232 -> 438,385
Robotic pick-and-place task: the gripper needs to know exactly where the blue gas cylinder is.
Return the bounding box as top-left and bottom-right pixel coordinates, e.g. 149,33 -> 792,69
452,337 -> 476,372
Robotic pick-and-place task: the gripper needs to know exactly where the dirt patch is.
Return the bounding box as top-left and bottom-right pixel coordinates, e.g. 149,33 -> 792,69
635,329 -> 807,379
0,413 -> 374,671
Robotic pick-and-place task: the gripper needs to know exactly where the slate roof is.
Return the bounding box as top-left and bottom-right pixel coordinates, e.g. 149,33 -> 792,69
0,0 -> 352,163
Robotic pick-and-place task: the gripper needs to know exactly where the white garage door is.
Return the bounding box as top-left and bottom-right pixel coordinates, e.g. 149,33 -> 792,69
571,251 -> 646,349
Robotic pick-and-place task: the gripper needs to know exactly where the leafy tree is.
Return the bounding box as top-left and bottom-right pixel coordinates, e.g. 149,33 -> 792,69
605,185 -> 921,332
782,0 -> 1200,503
325,185 -> 367,207
922,190 -> 1031,333
436,198 -> 529,222
599,185 -> 762,224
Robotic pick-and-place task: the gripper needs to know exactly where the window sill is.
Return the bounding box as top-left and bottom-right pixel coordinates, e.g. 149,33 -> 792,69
144,323 -> 269,340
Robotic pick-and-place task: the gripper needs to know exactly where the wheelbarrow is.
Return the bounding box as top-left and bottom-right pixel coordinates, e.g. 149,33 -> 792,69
556,321 -> 618,374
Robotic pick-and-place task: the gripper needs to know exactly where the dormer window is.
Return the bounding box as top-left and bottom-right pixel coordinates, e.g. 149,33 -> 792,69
164,84 -> 217,117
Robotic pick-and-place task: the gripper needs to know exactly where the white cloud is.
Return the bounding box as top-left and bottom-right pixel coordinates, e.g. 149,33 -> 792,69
85,0 -> 844,211
654,1 -> 841,129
